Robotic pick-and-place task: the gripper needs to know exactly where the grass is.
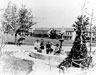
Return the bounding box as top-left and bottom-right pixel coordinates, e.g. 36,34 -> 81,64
6,34 -> 96,46
6,34 -> 73,46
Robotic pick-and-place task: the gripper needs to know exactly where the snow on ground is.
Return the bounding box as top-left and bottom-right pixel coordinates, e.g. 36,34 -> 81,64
1,45 -> 96,75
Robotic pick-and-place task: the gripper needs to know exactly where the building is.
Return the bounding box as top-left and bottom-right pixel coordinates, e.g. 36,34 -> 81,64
30,27 -> 96,41
55,28 -> 74,40
32,28 -> 51,37
86,29 -> 96,41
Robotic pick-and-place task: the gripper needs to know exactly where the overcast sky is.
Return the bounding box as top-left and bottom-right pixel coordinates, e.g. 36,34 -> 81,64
0,0 -> 96,28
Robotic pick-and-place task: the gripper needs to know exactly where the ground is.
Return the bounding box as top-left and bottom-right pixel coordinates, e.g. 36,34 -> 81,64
0,53 -> 34,75
5,34 -> 96,46
0,45 -> 96,75
5,34 -> 73,46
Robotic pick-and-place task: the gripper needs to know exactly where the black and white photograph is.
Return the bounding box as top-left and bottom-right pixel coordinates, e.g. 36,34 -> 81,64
0,0 -> 96,75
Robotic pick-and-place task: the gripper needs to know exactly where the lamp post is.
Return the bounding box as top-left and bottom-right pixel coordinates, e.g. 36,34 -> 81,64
59,33 -> 64,53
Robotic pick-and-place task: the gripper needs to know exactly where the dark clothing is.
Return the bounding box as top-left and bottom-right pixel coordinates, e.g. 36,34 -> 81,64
46,43 -> 51,49
46,43 -> 50,54
40,46 -> 44,49
34,47 -> 38,50
46,48 -> 53,54
54,50 -> 60,55
46,43 -> 53,54
40,42 -> 44,49
46,49 -> 50,54
50,48 -> 53,53
37,49 -> 42,53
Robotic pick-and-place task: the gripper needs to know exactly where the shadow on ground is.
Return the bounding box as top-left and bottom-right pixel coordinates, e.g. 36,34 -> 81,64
0,52 -> 34,75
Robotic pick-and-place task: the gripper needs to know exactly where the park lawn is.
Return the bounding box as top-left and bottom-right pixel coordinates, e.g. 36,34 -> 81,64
25,36 -> 73,46
6,34 -> 73,46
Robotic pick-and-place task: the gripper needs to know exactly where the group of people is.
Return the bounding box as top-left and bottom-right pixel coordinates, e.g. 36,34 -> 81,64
34,39 -> 60,54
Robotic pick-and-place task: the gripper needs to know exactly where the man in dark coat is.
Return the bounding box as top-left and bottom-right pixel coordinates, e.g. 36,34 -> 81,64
46,42 -> 51,54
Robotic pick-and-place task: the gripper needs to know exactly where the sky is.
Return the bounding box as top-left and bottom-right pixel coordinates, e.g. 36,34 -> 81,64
0,0 -> 96,28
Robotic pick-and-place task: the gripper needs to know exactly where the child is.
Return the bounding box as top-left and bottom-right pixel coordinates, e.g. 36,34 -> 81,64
50,42 -> 54,54
54,44 -> 60,55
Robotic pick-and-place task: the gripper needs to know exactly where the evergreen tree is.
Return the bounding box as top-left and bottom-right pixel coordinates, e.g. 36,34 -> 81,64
58,15 -> 92,69
50,29 -> 57,39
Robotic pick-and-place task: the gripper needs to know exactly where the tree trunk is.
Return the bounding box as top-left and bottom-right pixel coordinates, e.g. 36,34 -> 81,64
15,32 -> 17,44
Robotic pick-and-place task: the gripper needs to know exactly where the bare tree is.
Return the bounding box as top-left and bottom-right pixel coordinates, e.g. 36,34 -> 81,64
0,27 -> 5,51
2,2 -> 19,43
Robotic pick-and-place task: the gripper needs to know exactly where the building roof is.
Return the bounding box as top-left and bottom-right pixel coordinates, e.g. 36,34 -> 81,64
35,28 -> 50,31
55,28 -> 74,32
33,28 -> 51,34
32,27 -> 96,34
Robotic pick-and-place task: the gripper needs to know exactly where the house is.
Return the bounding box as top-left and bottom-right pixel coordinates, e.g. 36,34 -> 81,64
86,29 -> 96,41
32,28 -> 51,37
58,28 -> 96,41
31,27 -> 74,39
30,27 -> 96,41
55,28 -> 74,40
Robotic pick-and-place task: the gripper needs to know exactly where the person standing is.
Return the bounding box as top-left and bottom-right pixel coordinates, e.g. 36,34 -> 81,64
46,42 -> 51,54
40,39 -> 45,51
